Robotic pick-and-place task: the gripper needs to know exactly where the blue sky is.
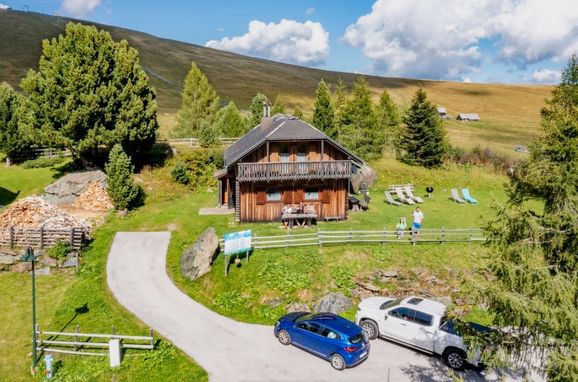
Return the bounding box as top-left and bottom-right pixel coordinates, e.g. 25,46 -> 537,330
2,0 -> 577,84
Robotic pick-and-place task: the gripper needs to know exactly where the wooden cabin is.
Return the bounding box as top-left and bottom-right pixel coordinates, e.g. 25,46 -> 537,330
216,114 -> 365,222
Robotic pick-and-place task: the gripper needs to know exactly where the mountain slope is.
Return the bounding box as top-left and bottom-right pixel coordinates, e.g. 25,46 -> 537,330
0,10 -> 552,151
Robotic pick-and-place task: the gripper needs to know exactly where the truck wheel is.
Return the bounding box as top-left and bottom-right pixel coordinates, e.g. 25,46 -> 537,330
443,348 -> 466,371
360,320 -> 379,340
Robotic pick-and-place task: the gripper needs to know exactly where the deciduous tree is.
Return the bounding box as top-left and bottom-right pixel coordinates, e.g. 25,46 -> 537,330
20,23 -> 158,161
174,62 -> 220,138
399,89 -> 447,167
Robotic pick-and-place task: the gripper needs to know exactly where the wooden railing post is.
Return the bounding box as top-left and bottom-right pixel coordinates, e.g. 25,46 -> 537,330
317,229 -> 321,247
9,226 -> 14,249
74,324 -> 79,351
383,226 -> 386,244
149,328 -> 154,350
441,227 -> 445,244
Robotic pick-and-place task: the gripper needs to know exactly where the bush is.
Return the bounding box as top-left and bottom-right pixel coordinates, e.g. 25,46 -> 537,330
171,162 -> 190,185
21,156 -> 66,169
445,145 -> 519,173
47,240 -> 72,261
105,144 -> 140,210
172,148 -> 224,190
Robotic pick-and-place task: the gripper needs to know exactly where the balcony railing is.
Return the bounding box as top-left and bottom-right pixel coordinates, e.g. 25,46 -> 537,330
237,160 -> 352,182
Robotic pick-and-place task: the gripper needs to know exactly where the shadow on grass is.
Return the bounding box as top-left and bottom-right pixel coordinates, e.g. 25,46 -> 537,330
0,186 -> 19,206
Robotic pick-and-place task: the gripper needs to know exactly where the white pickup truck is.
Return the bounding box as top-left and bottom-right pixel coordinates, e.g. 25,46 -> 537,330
355,296 -> 489,370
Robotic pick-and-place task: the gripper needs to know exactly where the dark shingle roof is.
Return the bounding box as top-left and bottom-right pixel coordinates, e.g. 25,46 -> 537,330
224,114 -> 363,168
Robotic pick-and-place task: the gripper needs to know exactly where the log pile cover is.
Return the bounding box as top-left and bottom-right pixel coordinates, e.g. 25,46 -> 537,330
72,182 -> 113,212
0,196 -> 91,233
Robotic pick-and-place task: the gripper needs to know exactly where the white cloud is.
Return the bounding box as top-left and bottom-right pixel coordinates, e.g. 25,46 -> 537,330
463,77 -> 472,83
305,7 -> 315,16
0,3 -> 11,10
61,0 -> 101,18
206,19 -> 329,65
344,0 -> 578,79
532,69 -> 561,83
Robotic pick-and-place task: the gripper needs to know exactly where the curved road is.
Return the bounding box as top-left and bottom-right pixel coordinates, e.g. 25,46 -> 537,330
107,232 -> 531,382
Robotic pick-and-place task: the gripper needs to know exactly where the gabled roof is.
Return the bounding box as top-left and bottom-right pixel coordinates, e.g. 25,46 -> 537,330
457,113 -> 480,120
223,114 -> 364,168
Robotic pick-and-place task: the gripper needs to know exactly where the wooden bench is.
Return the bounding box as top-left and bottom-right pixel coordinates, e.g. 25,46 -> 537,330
282,213 -> 317,228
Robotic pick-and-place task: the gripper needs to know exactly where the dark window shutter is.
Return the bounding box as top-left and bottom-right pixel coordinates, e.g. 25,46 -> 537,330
320,189 -> 330,204
256,189 -> 266,205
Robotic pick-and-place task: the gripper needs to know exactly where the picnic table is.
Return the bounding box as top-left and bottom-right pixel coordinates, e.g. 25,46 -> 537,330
282,213 -> 317,228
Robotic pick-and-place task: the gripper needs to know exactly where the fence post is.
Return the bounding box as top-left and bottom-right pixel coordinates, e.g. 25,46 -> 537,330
149,328 -> 154,350
39,226 -> 44,249
317,228 -> 321,247
469,228 -> 473,244
383,226 -> 386,244
9,226 -> 14,249
286,229 -> 290,247
74,324 -> 79,351
441,227 -> 445,244
70,228 -> 75,247
349,227 -> 352,244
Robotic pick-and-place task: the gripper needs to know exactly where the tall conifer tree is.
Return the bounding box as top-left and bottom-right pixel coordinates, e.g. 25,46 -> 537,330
214,101 -> 246,137
174,62 -> 219,138
312,80 -> 336,138
0,82 -> 30,165
399,89 -> 447,167
376,89 -> 401,153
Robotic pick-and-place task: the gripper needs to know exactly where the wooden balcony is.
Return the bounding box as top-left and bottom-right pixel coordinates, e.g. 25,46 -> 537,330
237,160 -> 352,182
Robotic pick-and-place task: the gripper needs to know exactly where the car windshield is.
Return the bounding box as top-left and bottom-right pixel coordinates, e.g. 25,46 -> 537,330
380,299 -> 401,310
295,313 -> 316,322
349,334 -> 363,344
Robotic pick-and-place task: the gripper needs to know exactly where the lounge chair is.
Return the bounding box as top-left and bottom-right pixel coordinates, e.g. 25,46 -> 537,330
404,185 -> 423,203
384,191 -> 402,206
395,187 -> 415,204
461,188 -> 478,204
451,188 -> 466,204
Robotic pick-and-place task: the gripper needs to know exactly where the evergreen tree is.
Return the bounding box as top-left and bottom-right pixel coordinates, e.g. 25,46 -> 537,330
20,23 -> 158,161
399,89 -> 447,167
105,144 -> 140,210
248,93 -> 268,127
312,79 -> 336,138
376,89 -> 401,152
214,101 -> 246,137
270,95 -> 286,115
198,120 -> 219,148
0,83 -> 30,165
471,56 -> 578,380
333,78 -> 347,140
339,77 -> 381,160
174,62 -> 219,138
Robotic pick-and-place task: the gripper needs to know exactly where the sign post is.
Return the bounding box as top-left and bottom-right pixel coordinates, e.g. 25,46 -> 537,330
20,247 -> 38,375
223,230 -> 252,276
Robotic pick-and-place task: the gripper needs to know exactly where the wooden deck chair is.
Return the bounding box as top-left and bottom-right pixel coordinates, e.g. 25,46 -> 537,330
384,191 -> 402,206
461,188 -> 478,204
395,187 -> 415,204
404,185 -> 423,203
451,188 -> 466,204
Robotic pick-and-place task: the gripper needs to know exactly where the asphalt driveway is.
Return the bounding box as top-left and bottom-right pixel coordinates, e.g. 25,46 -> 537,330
106,232 -> 537,382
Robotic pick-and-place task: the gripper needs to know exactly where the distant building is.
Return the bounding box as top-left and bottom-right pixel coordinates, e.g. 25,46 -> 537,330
437,107 -> 448,119
456,113 -> 480,121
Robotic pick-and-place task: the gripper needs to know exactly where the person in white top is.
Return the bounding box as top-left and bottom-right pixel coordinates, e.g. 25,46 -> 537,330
411,207 -> 424,231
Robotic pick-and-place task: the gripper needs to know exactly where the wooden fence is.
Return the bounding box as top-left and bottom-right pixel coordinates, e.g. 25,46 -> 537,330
35,324 -> 154,357
0,227 -> 84,250
220,228 -> 485,250
158,137 -> 239,148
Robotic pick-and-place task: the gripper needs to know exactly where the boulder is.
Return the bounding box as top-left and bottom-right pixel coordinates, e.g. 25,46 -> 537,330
12,262 -> 32,273
62,256 -> 78,268
314,292 -> 352,314
180,227 -> 219,281
286,302 -> 310,313
0,254 -> 16,265
40,256 -> 58,267
350,164 -> 377,193
43,170 -> 106,205
36,267 -> 51,276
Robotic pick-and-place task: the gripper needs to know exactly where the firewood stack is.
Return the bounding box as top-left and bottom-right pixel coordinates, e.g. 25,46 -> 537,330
0,196 -> 92,234
72,181 -> 113,212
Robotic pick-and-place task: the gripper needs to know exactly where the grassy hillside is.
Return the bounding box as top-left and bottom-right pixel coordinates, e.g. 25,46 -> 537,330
0,10 -> 552,152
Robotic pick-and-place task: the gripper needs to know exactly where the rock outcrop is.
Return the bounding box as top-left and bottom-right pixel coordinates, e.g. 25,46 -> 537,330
180,227 -> 219,281
314,292 -> 352,314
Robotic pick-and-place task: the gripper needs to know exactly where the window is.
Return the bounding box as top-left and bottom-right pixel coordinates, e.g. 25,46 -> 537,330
406,297 -> 424,305
304,188 -> 319,200
349,334 -> 363,344
440,320 -> 457,335
320,327 -> 340,340
280,145 -> 290,163
380,299 -> 401,310
389,307 -> 414,321
297,146 -> 308,162
413,311 -> 434,326
267,189 -> 281,202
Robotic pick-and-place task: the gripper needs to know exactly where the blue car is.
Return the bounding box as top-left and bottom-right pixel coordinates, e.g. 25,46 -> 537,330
274,312 -> 370,370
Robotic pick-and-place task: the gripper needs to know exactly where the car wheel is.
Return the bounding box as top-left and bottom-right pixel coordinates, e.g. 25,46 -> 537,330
360,320 -> 379,340
443,348 -> 466,371
330,353 -> 346,371
277,330 -> 292,345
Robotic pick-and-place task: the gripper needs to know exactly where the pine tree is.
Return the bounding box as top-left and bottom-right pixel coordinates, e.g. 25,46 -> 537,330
399,89 -> 447,168
174,62 -> 220,138
339,77 -> 381,160
312,79 -> 336,138
0,82 -> 30,165
105,144 -> 140,211
214,101 -> 246,137
198,120 -> 219,148
333,78 -> 348,140
270,95 -> 286,115
471,56 -> 578,380
376,89 -> 401,153
248,93 -> 268,127
20,23 -> 158,161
